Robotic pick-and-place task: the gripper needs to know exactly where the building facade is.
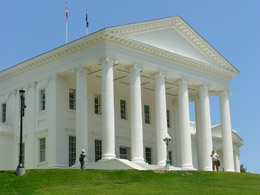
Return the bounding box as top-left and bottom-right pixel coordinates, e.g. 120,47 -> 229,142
0,16 -> 242,171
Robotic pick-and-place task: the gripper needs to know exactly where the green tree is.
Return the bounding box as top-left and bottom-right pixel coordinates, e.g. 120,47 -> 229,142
240,164 -> 249,173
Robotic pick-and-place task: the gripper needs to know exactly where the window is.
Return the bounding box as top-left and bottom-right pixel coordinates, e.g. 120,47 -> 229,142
95,140 -> 102,162
120,148 -> 128,159
19,143 -> 25,166
169,151 -> 172,165
94,94 -> 102,115
39,138 -> 46,162
1,103 -> 6,123
69,89 -> 76,110
40,89 -> 46,111
145,147 -> 152,164
120,99 -> 127,119
69,136 -> 76,167
144,105 -> 150,124
167,109 -> 170,128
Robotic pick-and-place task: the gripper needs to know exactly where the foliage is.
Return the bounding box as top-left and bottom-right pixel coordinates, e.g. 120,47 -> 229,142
240,164 -> 249,173
0,169 -> 260,194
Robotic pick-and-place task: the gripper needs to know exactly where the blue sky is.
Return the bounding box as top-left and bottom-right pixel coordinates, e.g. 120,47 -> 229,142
1,0 -> 259,174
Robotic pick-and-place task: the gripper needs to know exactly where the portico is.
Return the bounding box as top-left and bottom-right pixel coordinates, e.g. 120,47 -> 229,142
72,53 -> 236,171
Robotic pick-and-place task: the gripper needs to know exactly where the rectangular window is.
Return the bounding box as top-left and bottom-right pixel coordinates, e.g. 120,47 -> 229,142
95,140 -> 102,162
19,143 -> 25,166
169,151 -> 172,165
167,109 -> 170,128
144,105 -> 150,124
39,138 -> 46,162
69,89 -> 76,110
145,147 -> 152,164
69,136 -> 76,167
94,94 -> 102,115
1,103 -> 6,123
40,89 -> 46,111
120,147 -> 128,159
120,99 -> 127,119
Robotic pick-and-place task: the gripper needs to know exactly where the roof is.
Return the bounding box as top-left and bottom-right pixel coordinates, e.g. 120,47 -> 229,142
0,16 -> 239,81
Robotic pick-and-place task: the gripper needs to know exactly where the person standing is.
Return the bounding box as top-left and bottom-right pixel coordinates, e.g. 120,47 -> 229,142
79,149 -> 88,169
210,150 -> 219,171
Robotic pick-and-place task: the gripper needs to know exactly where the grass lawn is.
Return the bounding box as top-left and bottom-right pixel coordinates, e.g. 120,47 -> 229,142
0,169 -> 259,194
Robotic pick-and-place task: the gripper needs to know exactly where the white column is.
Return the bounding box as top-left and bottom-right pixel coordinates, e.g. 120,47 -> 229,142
130,65 -> 145,164
76,67 -> 88,158
219,91 -> 235,172
199,86 -> 213,171
155,73 -> 168,166
194,97 -> 202,170
173,101 -> 181,168
178,79 -> 193,169
234,151 -> 240,172
101,57 -> 116,160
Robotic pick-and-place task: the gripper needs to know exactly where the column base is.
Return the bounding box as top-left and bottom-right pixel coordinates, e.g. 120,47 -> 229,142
16,167 -> 26,176
181,164 -> 195,170
202,167 -> 213,171
157,161 -> 166,167
224,169 -> 235,172
102,153 -> 116,160
131,157 -> 146,164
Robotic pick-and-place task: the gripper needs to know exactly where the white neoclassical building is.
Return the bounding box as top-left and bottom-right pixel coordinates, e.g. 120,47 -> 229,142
0,16 -> 242,172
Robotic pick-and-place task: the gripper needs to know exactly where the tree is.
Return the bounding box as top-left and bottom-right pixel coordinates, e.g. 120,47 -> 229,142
240,164 -> 249,173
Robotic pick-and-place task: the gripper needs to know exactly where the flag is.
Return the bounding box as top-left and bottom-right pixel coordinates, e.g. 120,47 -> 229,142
66,7 -> 68,21
86,12 -> 89,27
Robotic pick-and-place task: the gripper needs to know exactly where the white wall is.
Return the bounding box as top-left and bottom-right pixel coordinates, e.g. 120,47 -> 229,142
0,135 -> 14,170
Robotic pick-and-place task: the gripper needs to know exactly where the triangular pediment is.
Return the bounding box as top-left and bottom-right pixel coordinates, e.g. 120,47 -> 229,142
124,27 -> 214,65
107,16 -> 239,76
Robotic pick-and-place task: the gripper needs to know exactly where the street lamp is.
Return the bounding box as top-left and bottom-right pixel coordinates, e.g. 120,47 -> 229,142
163,134 -> 171,168
16,88 -> 26,176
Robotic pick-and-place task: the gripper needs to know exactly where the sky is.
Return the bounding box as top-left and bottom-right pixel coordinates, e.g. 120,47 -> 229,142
1,0 -> 259,174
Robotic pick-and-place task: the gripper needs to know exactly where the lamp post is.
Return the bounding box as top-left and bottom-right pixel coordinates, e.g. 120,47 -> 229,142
16,88 -> 26,176
163,134 -> 171,168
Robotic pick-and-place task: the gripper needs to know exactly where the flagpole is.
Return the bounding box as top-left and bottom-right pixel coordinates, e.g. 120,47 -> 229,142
86,9 -> 88,35
66,1 -> 68,44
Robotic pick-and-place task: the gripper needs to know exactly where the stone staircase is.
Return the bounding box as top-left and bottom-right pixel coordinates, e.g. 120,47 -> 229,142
83,158 -> 181,171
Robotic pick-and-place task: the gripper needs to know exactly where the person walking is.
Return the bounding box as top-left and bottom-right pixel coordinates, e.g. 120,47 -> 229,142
210,150 -> 219,171
79,149 -> 88,169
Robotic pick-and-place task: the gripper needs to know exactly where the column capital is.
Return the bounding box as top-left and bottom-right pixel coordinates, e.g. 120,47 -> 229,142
199,83 -> 211,91
219,90 -> 232,96
154,71 -> 168,79
98,56 -> 118,65
48,74 -> 58,82
25,81 -> 37,91
7,89 -> 18,97
73,66 -> 90,73
129,63 -> 144,72
177,77 -> 191,85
